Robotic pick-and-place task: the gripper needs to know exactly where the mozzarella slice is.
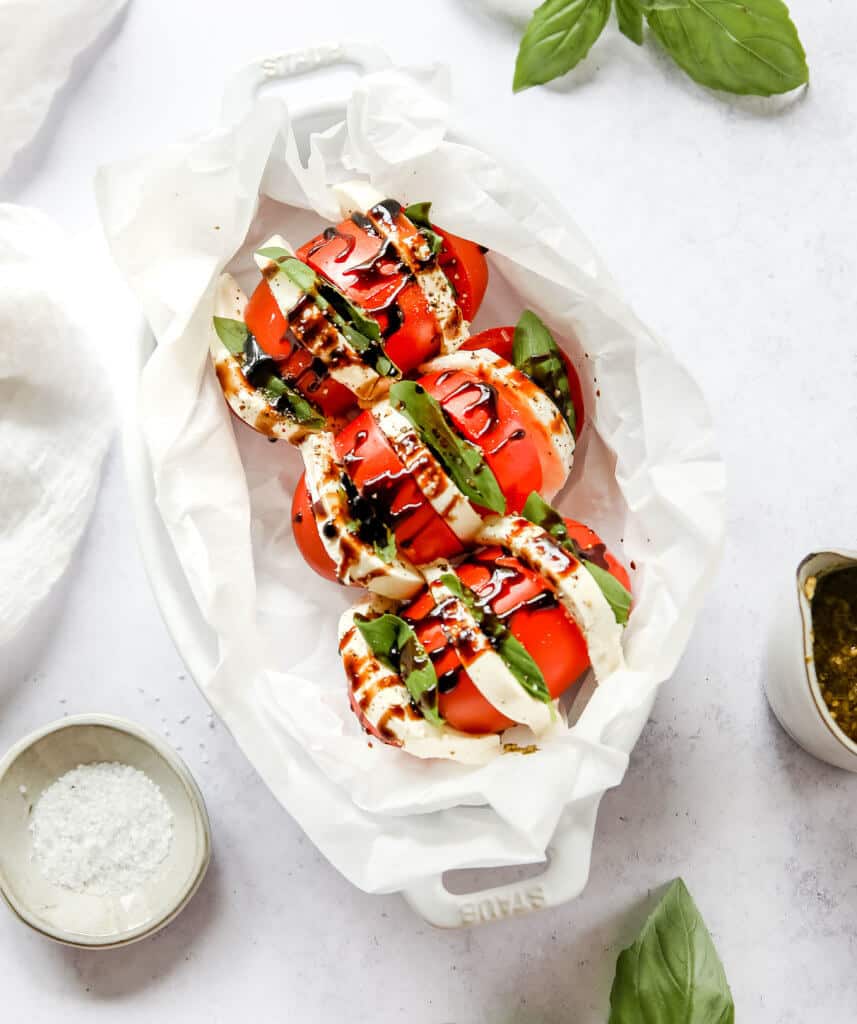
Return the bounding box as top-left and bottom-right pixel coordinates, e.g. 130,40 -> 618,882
210,273 -> 309,443
332,181 -> 468,354
254,235 -> 383,403
477,516 -> 625,681
338,600 -> 500,763
299,432 -> 422,600
371,400 -> 483,544
421,349 -> 575,499
422,564 -> 555,736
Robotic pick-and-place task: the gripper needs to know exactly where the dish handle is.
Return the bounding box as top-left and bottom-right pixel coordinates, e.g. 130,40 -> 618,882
222,41 -> 392,121
402,797 -> 599,928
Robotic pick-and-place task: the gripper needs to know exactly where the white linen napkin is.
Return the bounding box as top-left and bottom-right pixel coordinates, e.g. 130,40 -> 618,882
0,205 -> 113,644
0,0 -> 129,178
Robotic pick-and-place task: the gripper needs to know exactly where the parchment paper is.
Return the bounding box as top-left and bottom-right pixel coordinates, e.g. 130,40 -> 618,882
97,61 -> 725,893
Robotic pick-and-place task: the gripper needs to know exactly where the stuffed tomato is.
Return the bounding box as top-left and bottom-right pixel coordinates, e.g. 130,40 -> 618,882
338,506 -> 632,758
292,342 -> 578,595
212,179 -> 489,438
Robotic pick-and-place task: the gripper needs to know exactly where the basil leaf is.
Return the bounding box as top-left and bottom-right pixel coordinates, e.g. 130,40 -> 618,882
647,0 -> 808,97
609,879 -> 735,1024
261,375 -> 325,429
212,316 -> 248,356
513,0 -> 612,92
279,257 -> 318,293
512,310 -> 577,436
440,573 -> 551,705
403,201 -> 444,256
355,613 -> 441,725
582,561 -> 632,626
521,491 -> 632,625
616,0 -> 645,43
373,529 -> 398,564
390,381 -> 506,515
256,245 -> 291,262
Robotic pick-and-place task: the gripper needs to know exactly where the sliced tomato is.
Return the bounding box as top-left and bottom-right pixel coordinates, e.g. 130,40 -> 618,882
402,524 -> 630,735
244,280 -> 354,419
418,367 -> 543,512
297,219 -> 442,376
291,475 -> 339,583
334,412 -> 464,566
463,326 -> 585,439
435,226 -> 488,322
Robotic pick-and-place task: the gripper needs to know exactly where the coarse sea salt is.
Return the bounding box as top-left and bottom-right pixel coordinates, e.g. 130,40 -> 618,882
29,762 -> 174,895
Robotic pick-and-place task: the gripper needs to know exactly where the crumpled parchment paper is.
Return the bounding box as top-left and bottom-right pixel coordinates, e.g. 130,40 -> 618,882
97,61 -> 725,893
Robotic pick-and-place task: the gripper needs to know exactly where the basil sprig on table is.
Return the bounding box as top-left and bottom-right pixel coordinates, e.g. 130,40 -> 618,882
256,247 -> 399,378
609,879 -> 735,1023
441,572 -> 552,705
355,613 -> 442,726
512,310 -> 577,436
212,316 -> 325,429
389,381 -> 507,515
403,202 -> 444,257
522,491 -> 632,625
514,0 -> 808,98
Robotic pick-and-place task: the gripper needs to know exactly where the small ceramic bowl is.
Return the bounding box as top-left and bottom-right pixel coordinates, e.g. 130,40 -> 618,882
0,714 -> 211,948
766,549 -> 857,772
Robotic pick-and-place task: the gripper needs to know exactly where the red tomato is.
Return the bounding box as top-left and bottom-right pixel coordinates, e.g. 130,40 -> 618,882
402,523 -> 630,735
418,367 -> 543,511
244,280 -> 354,420
435,227 -> 488,322
291,476 -> 339,583
463,326 -> 585,439
297,220 -> 441,375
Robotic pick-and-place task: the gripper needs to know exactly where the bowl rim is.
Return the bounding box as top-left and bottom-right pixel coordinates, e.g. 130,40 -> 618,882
796,551 -> 857,761
0,712 -> 212,948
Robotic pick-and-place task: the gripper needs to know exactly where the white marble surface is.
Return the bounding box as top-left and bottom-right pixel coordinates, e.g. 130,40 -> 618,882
2,1 -> 856,1020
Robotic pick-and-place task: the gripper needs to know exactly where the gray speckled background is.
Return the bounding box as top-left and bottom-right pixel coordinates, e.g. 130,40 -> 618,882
2,0 -> 855,1020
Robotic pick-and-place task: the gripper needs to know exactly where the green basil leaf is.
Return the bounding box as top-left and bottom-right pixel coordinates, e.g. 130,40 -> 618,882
403,201 -> 444,256
355,613 -> 441,725
256,245 -> 291,262
373,529 -> 398,565
647,0 -> 808,97
609,879 -> 735,1024
582,561 -> 632,626
521,491 -> 632,625
212,316 -> 248,356
404,202 -> 433,229
513,0 -> 612,92
512,310 -> 577,436
390,381 -> 506,515
616,0 -> 644,43
279,256 -> 318,293
261,375 -> 325,429
439,573 -> 551,705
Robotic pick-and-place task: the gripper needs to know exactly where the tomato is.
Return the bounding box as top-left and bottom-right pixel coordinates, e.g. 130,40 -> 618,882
418,367 -> 543,511
297,220 -> 441,376
291,476 -> 339,583
463,326 -> 585,440
402,523 -> 630,735
244,280 -> 354,420
435,227 -> 488,322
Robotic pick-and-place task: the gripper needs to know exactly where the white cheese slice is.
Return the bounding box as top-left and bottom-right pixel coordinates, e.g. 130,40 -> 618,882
421,349 -> 575,499
332,181 -> 468,354
210,273 -> 308,443
338,601 -> 500,763
299,432 -> 422,601
371,400 -> 483,544
477,516 -> 625,681
422,564 -> 555,736
253,234 -> 382,403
